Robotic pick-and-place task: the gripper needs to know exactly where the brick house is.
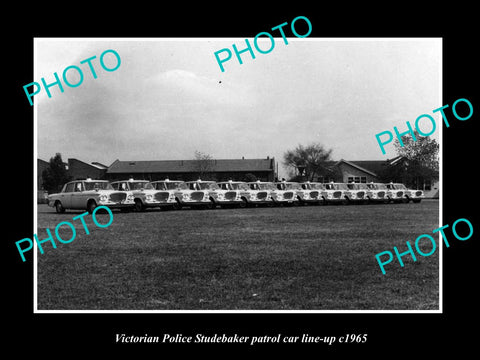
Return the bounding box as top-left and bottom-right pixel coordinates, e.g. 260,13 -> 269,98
105,157 -> 276,182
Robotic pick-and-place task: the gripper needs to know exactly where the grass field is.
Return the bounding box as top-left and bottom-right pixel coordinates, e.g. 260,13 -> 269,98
36,200 -> 439,311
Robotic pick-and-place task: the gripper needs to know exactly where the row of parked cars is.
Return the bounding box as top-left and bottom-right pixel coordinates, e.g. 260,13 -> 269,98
47,178 -> 425,213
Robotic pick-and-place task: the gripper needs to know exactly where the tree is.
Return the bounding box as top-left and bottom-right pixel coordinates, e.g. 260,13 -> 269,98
283,143 -> 335,181
394,130 -> 439,173
194,150 -> 215,180
41,153 -> 71,193
243,173 -> 257,182
381,131 -> 439,188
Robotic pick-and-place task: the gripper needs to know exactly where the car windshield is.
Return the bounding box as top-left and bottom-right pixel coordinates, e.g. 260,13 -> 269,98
369,183 -> 387,190
166,182 -> 183,190
85,182 -> 113,191
250,182 -> 274,191
223,182 -> 248,190
284,183 -> 301,190
152,182 -> 166,190
333,183 -> 349,190
175,182 -> 188,190
152,182 -> 183,190
394,183 -> 407,190
130,181 -> 153,190
332,183 -> 348,190
310,183 -> 325,190
350,183 -> 368,190
188,182 -> 218,190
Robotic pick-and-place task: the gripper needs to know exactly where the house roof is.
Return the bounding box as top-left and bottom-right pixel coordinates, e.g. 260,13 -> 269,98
69,158 -> 108,170
337,159 -> 379,176
106,158 -> 275,174
347,160 -> 387,176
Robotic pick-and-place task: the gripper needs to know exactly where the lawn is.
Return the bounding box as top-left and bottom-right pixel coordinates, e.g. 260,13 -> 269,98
36,200 -> 439,310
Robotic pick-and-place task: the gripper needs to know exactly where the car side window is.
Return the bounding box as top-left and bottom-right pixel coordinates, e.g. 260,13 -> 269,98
111,183 -> 119,190
64,183 -> 75,192
75,182 -> 83,192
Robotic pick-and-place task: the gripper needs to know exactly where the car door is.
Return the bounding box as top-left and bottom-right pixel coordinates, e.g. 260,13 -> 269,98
70,181 -> 86,209
58,182 -> 74,208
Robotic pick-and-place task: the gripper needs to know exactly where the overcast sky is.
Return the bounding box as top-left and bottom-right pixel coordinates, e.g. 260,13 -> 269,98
35,38 -> 441,178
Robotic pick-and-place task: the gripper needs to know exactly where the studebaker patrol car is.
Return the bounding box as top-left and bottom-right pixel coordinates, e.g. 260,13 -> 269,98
217,181 -> 251,208
48,179 -> 135,213
303,182 -> 328,204
321,182 -> 350,204
110,179 -> 176,211
298,181 -> 322,205
272,181 -> 298,205
365,182 -> 390,203
345,182 -> 371,204
172,180 -> 214,209
188,180 -> 244,208
246,181 -> 275,206
385,183 -> 424,203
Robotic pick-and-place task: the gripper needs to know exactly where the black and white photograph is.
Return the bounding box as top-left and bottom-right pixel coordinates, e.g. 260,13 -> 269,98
34,38 -> 441,311
6,7 -> 478,355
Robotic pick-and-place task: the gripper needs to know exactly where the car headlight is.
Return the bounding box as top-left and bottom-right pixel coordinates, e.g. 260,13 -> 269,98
183,193 -> 190,200
127,194 -> 134,201
99,194 -> 108,202
146,194 -> 153,201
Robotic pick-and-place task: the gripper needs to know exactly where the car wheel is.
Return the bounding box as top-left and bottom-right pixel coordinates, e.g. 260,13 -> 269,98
239,198 -> 247,208
173,199 -> 182,210
55,201 -> 65,213
87,200 -> 97,214
134,199 -> 145,212
205,201 -> 214,210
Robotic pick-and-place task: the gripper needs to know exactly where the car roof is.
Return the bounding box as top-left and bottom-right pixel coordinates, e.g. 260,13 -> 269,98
69,179 -> 107,183
186,180 -> 216,183
111,179 -> 149,183
151,180 -> 184,183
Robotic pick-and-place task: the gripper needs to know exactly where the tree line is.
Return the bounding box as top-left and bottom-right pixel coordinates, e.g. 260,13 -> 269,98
283,131 -> 439,188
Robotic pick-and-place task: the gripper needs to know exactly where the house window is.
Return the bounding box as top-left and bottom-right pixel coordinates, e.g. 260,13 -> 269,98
348,176 -> 367,183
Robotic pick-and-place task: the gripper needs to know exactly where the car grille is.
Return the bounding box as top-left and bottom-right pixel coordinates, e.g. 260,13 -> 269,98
310,191 -> 319,198
333,191 -> 342,199
154,192 -> 169,202
377,191 -> 385,198
284,192 -> 294,200
357,191 -> 365,198
397,191 -> 404,197
225,191 -> 237,201
190,191 -> 205,201
110,192 -> 127,203
257,191 -> 267,200
416,191 -> 423,196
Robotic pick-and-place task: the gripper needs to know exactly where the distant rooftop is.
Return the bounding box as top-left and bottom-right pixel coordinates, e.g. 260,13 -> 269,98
106,158 -> 275,174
